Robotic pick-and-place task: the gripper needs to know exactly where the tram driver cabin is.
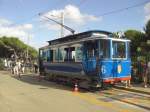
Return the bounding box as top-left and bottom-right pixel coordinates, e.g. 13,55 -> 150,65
39,30 -> 131,88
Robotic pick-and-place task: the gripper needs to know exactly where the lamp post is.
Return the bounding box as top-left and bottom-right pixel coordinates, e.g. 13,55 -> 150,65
26,34 -> 32,59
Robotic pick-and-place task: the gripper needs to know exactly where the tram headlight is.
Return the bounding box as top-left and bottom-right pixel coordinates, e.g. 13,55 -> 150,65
117,64 -> 122,73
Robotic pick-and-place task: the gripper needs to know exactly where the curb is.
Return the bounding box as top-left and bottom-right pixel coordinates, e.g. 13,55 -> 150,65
114,86 -> 150,95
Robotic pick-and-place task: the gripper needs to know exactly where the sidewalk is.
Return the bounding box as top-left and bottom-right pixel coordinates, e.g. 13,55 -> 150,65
114,83 -> 150,95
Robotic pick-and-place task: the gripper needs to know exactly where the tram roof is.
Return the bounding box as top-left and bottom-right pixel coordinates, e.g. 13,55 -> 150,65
48,30 -> 112,45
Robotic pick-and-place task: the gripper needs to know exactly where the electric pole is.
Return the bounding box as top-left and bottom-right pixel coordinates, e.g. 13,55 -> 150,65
26,33 -> 31,59
60,12 -> 64,38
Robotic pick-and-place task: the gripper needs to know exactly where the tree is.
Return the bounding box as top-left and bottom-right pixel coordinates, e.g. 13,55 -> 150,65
144,19 -> 150,40
124,30 -> 145,56
144,19 -> 150,59
0,37 -> 38,59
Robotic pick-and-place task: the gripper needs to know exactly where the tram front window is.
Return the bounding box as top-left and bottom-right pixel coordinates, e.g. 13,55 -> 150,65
112,41 -> 126,58
99,40 -> 110,58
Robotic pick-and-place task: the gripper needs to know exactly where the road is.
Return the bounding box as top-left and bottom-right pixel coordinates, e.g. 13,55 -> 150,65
0,71 -> 150,112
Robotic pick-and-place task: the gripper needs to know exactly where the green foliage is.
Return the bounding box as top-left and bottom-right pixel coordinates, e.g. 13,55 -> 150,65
124,19 -> 150,61
124,30 -> 145,56
0,37 -> 38,59
144,19 -> 150,40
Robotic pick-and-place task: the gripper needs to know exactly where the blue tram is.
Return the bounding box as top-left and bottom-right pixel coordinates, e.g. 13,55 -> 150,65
39,30 -> 131,88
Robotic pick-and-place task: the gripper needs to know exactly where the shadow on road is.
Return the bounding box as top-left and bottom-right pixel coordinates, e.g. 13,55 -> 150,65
13,74 -> 71,90
12,73 -> 87,93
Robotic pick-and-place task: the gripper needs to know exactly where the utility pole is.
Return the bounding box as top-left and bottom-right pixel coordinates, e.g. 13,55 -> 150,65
60,12 -> 64,38
26,33 -> 30,59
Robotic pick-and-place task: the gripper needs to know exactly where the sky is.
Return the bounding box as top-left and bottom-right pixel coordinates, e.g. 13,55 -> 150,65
0,0 -> 150,49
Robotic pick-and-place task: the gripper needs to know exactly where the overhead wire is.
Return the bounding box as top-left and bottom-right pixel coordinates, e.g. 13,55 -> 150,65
97,0 -> 149,17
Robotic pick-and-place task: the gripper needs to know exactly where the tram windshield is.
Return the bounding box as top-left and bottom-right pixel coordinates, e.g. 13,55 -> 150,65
99,39 -> 110,58
112,41 -> 126,59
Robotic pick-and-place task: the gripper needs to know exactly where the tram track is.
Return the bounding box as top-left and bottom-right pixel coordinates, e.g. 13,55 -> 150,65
43,77 -> 150,112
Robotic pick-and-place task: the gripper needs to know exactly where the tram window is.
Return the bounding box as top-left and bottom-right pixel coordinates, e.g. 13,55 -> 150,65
46,50 -> 50,62
65,47 -> 75,62
41,50 -> 47,62
64,48 -> 69,61
127,42 -> 130,58
76,46 -> 82,61
51,46 -> 82,62
53,48 -> 63,62
88,49 -> 95,58
112,41 -> 126,58
71,47 -> 76,61
72,50 -> 76,60
39,50 -> 43,58
85,41 -> 98,58
53,50 -> 57,62
99,40 -> 110,58
58,48 -> 63,61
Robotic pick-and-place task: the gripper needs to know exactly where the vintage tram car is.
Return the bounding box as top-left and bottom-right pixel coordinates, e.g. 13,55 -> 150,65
39,30 -> 131,88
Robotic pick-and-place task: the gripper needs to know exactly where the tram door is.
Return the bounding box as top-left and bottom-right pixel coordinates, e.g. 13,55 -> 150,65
82,41 -> 98,73
112,41 -> 128,78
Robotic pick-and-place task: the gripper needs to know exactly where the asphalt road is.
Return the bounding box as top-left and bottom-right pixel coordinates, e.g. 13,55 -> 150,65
0,71 -> 149,112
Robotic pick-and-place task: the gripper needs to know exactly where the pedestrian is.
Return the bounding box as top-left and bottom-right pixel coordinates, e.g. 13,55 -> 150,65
141,60 -> 148,88
18,60 -> 22,77
21,60 -> 25,74
13,61 -> 17,75
4,58 -> 8,69
146,60 -> 150,84
34,61 -> 38,73
124,65 -> 132,88
14,59 -> 21,77
7,59 -> 11,69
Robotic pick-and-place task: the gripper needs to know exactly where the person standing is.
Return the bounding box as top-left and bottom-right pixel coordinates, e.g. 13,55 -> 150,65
14,59 -> 21,77
34,61 -> 38,73
146,61 -> 150,85
142,60 -> 148,88
4,58 -> 8,69
21,60 -> 25,74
